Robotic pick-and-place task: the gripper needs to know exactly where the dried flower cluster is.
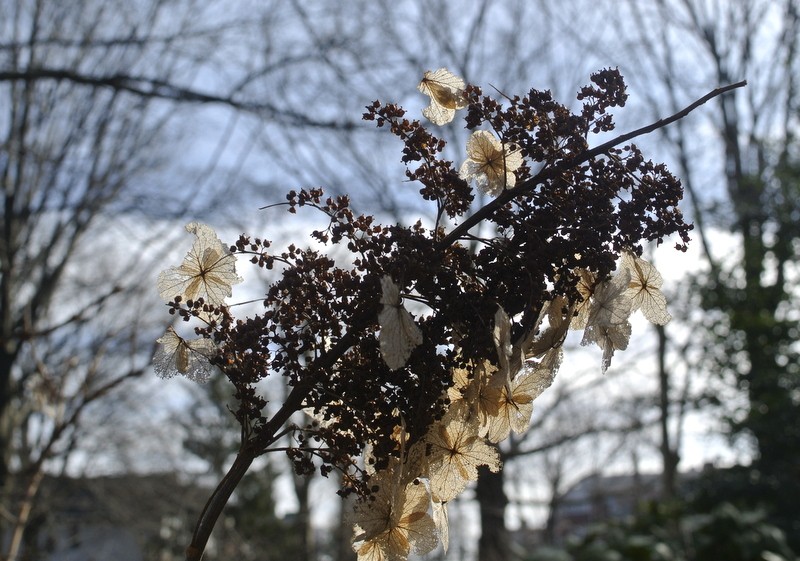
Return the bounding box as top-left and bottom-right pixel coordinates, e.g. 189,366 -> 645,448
156,68 -> 694,561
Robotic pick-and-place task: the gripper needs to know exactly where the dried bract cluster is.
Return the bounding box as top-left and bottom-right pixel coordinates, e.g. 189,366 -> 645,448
156,68 -> 691,560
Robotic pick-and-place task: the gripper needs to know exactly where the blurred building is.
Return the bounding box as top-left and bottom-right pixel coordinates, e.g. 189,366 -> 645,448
549,472 -> 663,544
15,474 -> 207,561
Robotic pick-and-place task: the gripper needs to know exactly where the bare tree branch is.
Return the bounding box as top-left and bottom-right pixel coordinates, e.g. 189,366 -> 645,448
0,68 -> 359,130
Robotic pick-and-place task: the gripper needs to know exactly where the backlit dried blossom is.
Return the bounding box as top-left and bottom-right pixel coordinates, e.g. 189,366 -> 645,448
153,327 -> 216,383
583,269 -> 633,330
426,412 -> 501,502
157,222 -> 242,305
418,68 -> 468,125
378,276 -> 423,370
459,130 -> 523,196
352,468 -> 438,561
484,363 -> 554,443
448,361 -> 501,432
583,319 -> 632,374
621,252 -> 671,325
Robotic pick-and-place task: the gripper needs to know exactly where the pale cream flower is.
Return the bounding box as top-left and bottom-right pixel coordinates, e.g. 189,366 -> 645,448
620,252 -> 671,325
583,319 -> 632,373
352,468 -> 438,561
153,326 -> 216,383
378,276 -> 423,370
459,130 -> 523,196
583,269 -> 633,330
418,68 -> 468,125
157,222 -> 242,305
483,362 -> 556,443
426,411 -> 500,502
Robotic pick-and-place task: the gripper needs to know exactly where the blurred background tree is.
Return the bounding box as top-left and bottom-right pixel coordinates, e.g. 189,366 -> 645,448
607,0 -> 800,550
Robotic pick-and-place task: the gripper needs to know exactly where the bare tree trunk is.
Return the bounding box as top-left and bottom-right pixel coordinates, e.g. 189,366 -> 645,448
655,325 -> 679,500
543,474 -> 562,546
333,490 -> 357,561
476,467 -> 511,561
292,469 -> 314,561
0,353 -> 15,492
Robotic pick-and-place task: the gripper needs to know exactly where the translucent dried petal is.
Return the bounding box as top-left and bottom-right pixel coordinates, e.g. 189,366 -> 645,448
426,413 -> 500,501
353,469 -> 437,561
459,130 -> 523,196
570,269 -> 597,330
582,320 -> 632,373
153,327 -> 216,383
492,307 -> 516,383
378,276 -> 423,370
484,362 -> 555,442
157,222 -> 242,305
527,296 -> 573,358
418,68 -> 468,125
621,252 -> 672,325
584,269 -> 633,329
431,500 -> 449,553
448,361 -> 502,434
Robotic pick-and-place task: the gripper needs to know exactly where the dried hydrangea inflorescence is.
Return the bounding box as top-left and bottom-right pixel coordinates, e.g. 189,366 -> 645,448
158,65 -> 728,561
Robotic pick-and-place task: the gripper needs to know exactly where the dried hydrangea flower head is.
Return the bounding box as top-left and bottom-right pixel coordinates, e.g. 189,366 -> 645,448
153,65 -> 730,561
418,68 -> 468,125
459,130 -> 523,196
